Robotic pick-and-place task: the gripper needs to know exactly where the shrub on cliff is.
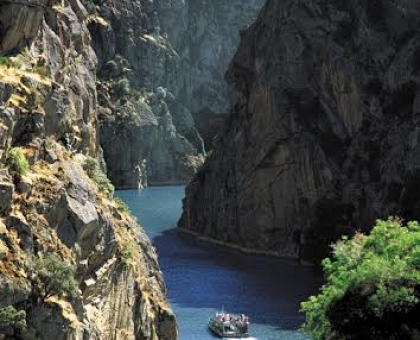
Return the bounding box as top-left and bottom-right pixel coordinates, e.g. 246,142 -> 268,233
301,218 -> 420,340
114,197 -> 130,214
31,254 -> 78,300
0,306 -> 26,332
6,147 -> 29,175
83,156 -> 114,195
116,78 -> 131,96
121,242 -> 134,269
0,56 -> 10,66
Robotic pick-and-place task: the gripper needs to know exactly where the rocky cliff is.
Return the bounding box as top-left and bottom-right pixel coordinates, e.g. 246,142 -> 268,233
179,0 -> 420,262
174,0 -> 266,147
0,1 -> 177,339
90,0 -> 265,187
86,0 -> 204,188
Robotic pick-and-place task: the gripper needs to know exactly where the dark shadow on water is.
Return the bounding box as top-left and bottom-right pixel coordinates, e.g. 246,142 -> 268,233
152,228 -> 324,331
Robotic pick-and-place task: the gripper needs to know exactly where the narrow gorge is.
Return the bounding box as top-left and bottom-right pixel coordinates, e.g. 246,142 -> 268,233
91,0 -> 265,188
0,0 -> 265,338
179,0 -> 420,263
5,0 -> 420,338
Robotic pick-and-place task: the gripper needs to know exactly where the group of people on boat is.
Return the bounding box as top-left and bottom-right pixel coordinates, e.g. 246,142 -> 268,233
209,311 -> 250,338
216,312 -> 249,325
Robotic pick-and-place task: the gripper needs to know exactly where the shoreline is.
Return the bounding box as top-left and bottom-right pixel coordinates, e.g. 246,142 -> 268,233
177,227 -> 315,266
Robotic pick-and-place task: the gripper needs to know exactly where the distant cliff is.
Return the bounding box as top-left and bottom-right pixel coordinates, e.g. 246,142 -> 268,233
87,0 -> 204,188
179,0 -> 420,262
89,0 -> 264,188
0,1 -> 177,339
174,0 -> 266,147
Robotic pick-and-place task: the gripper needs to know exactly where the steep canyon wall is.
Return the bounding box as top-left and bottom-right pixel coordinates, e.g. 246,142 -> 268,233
179,0 -> 420,262
0,1 -> 177,339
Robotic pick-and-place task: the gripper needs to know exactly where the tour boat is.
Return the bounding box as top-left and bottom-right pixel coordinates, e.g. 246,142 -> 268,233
208,310 -> 250,338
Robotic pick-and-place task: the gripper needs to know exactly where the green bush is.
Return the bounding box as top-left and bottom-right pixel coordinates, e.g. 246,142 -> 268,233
121,242 -> 134,268
114,197 -> 130,214
0,56 -> 10,66
117,78 -> 131,96
83,156 -> 114,195
0,306 -> 26,332
301,218 -> 420,340
7,147 -> 29,175
31,254 -> 78,300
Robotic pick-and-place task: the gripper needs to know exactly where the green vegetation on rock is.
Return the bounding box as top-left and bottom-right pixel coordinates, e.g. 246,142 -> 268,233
0,56 -> 10,66
114,197 -> 130,214
0,306 -> 26,332
121,242 -> 134,268
116,78 -> 131,96
7,147 -> 29,175
83,156 -> 114,195
31,254 -> 78,300
301,218 -> 420,340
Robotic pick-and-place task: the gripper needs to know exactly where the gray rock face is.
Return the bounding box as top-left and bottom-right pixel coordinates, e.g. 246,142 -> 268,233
176,0 -> 266,143
99,91 -> 202,187
163,0 -> 265,148
87,0 -> 204,187
179,0 -> 420,262
0,108 -> 15,163
0,0 -> 49,55
0,0 -> 99,158
89,0 -> 265,187
0,181 -> 13,215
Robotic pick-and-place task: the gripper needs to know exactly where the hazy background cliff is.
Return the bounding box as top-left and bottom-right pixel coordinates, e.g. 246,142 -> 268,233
179,0 -> 420,262
87,0 -> 265,188
0,0 -> 177,339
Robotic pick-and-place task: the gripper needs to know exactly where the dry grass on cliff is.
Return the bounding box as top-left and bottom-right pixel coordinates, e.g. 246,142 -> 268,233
113,218 -> 170,311
0,220 -> 28,283
10,159 -> 75,263
0,52 -> 51,110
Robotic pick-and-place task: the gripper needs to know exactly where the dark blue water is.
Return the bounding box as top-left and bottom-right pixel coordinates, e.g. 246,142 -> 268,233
116,187 -> 323,340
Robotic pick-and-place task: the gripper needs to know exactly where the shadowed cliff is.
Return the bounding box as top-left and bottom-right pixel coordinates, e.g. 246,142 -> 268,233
179,0 -> 420,263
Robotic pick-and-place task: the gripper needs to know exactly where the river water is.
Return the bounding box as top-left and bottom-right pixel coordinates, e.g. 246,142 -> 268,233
116,186 -> 323,340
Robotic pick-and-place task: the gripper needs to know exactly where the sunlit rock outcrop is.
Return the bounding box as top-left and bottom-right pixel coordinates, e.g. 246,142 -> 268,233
0,0 -> 177,338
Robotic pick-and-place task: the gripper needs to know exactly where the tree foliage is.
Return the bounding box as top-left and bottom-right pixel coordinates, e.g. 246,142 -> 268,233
301,218 -> 420,340
31,254 -> 78,300
0,306 -> 26,332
